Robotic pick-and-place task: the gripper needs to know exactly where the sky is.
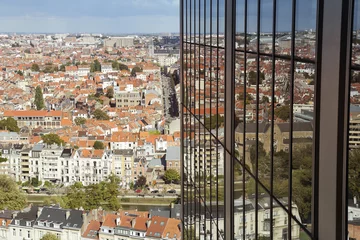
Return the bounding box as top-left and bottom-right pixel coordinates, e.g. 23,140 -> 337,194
0,0 -> 180,34
0,0 -> 320,34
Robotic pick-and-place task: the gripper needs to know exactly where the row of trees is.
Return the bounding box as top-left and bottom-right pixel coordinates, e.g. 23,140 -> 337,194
0,117 -> 19,132
64,175 -> 121,211
246,143 -> 313,221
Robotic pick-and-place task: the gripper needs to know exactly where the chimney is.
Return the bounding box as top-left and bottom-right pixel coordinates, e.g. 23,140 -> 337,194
66,211 -> 70,220
37,207 -> 43,218
12,212 -> 17,219
146,219 -> 151,228
354,196 -> 357,205
349,211 -> 354,221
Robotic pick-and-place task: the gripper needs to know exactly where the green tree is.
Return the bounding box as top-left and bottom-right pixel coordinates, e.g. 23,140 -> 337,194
248,71 -> 264,85
34,86 -> 45,110
16,70 -> 23,76
274,105 -> 290,121
59,64 -> 66,72
93,109 -> 110,120
90,60 -> 101,72
30,177 -> 41,187
237,92 -> 254,104
136,176 -> 147,188
119,63 -> 129,71
163,169 -> 180,184
131,66 -> 142,76
106,87 -> 114,99
0,175 -> 27,210
261,96 -> 270,104
31,63 -> 40,72
204,114 -> 225,130
41,133 -> 65,146
349,149 -> 360,200
40,233 -> 58,240
93,141 -> 105,150
65,182 -> 86,209
0,152 -> 7,163
112,61 -> 120,70
74,117 -> 87,126
0,117 -> 20,132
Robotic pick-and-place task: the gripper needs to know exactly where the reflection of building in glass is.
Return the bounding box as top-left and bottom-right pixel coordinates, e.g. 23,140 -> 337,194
180,0 -> 358,239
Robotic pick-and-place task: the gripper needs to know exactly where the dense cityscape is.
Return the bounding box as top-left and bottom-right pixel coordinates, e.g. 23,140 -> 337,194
0,34 -> 183,240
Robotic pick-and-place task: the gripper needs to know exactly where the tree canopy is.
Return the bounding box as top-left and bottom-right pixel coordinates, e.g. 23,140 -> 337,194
106,87 -> 114,99
34,86 -> 45,110
0,117 -> 20,132
204,114 -> 225,130
74,117 -> 87,126
31,63 -> 40,72
93,109 -> 110,120
93,141 -> 105,150
90,60 -> 101,72
248,71 -> 265,85
131,66 -> 142,76
41,133 -> 65,146
163,169 -> 180,184
274,105 -> 290,121
136,176 -> 147,188
63,175 -> 121,211
0,175 -> 27,210
40,233 -> 58,240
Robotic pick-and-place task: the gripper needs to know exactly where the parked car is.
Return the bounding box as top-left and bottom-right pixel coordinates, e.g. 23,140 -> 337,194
151,190 -> 159,194
135,189 -> 142,193
167,189 -> 176,194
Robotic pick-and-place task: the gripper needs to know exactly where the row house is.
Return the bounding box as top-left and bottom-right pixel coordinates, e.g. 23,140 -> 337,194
3,110 -> 63,129
110,133 -> 138,151
0,144 -> 23,182
78,65 -> 90,77
112,149 -> 134,189
70,149 -> 112,186
8,205 -> 84,240
99,214 -> 181,240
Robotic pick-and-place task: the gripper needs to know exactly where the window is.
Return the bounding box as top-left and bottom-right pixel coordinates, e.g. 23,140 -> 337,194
27,231 -> 31,238
12,229 -> 16,236
14,220 -> 19,225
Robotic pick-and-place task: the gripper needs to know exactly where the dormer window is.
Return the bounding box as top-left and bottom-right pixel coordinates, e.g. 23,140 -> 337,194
14,220 -> 20,225
26,221 -> 31,227
2,220 -> 6,226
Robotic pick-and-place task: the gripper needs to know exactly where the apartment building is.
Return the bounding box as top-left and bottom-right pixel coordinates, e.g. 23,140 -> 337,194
104,37 -> 134,48
77,65 -> 90,77
115,91 -> 142,108
112,149 -> 134,188
3,110 -> 62,129
71,149 -> 112,186
0,144 -> 23,181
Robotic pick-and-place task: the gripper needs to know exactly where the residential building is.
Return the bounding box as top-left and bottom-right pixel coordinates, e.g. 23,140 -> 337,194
165,146 -> 180,171
104,37 -> 134,48
115,91 -> 142,108
3,110 -> 62,129
180,0 -> 355,239
33,206 -> 84,240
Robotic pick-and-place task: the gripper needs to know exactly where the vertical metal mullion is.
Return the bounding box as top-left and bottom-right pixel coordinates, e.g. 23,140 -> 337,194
209,0 -> 213,238
216,0 -> 220,238
270,0 -> 276,239
189,0 -> 194,238
255,0 -> 261,238
197,0 -> 202,236
224,0 -> 236,239
203,0 -> 208,237
288,0 -> 296,238
316,0 -> 352,239
242,0 -> 247,238
180,0 -> 185,238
